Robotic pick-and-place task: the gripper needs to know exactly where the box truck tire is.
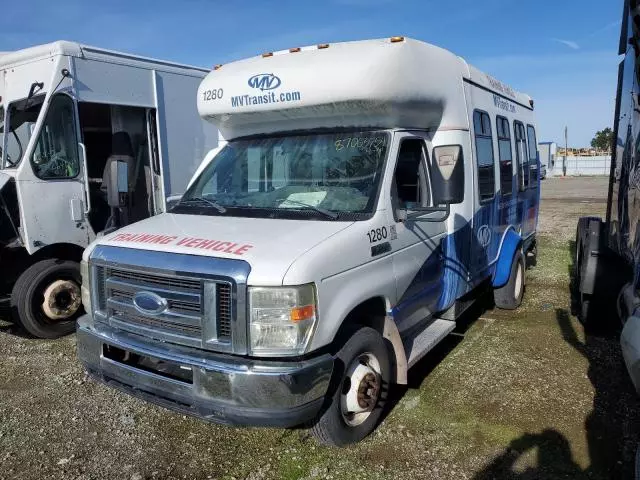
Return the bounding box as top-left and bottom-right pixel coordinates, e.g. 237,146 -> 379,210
11,259 -> 83,338
310,326 -> 391,446
494,251 -> 525,310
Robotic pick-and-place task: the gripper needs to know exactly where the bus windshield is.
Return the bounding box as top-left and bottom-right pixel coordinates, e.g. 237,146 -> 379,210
1,95 -> 45,168
175,130 -> 390,220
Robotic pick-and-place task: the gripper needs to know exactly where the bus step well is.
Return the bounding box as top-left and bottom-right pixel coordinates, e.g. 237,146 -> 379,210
405,318 -> 456,369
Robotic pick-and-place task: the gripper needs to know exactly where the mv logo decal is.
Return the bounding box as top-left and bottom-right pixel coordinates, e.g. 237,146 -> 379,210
248,73 -> 281,91
477,225 -> 492,248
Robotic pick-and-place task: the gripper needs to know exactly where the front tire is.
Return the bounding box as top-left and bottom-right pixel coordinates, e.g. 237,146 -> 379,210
10,259 -> 83,338
494,250 -> 525,310
310,326 -> 391,446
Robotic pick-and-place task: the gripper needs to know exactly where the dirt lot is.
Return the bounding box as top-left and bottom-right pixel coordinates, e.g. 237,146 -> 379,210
1,176 -> 638,480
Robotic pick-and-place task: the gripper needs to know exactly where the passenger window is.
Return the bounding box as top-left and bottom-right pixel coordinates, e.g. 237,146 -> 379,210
392,138 -> 430,210
473,110 -> 495,202
514,121 -> 529,191
30,94 -> 80,179
527,125 -> 539,187
496,116 -> 513,196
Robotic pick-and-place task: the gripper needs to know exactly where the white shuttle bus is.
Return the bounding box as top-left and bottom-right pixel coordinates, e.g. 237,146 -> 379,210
77,37 -> 540,445
0,41 -> 219,338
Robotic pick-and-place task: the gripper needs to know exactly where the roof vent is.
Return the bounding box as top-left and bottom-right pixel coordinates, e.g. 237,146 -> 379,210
262,52 -> 273,58
390,36 -> 405,43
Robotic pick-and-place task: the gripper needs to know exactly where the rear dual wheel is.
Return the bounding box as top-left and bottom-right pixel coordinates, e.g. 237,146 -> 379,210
494,250 -> 525,310
11,259 -> 83,338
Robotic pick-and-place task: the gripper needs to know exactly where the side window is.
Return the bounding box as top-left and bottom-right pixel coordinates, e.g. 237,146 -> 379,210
514,121 -> 529,190
527,124 -> 539,187
30,94 -> 80,179
473,110 -> 495,202
392,138 -> 430,210
496,116 -> 513,196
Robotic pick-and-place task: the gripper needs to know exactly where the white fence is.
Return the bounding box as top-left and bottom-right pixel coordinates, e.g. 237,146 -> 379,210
548,155 -> 610,177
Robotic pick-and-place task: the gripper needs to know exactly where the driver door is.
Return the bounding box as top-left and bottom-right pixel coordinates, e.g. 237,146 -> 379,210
15,92 -> 89,253
387,133 -> 448,334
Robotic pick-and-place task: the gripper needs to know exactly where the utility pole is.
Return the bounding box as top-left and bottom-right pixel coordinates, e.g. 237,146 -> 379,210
563,126 -> 568,176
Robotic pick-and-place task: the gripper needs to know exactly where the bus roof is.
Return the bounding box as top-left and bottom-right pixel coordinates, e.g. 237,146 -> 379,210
197,37 -> 533,140
0,40 -> 209,75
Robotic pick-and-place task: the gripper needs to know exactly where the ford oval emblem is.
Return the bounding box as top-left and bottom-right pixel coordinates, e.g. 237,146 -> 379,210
133,291 -> 168,316
248,73 -> 281,91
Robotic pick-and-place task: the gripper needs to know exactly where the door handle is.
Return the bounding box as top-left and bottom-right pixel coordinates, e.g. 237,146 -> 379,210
79,142 -> 91,215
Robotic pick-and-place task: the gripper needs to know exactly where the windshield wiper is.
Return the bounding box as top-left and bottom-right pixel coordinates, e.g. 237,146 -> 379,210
178,197 -> 227,213
276,198 -> 338,219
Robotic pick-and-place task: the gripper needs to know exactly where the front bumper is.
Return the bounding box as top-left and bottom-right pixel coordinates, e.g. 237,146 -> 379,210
76,316 -> 334,427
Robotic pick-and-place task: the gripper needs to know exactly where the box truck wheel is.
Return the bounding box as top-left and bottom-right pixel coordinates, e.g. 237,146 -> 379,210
494,250 -> 525,310
10,259 -> 83,338
310,326 -> 391,446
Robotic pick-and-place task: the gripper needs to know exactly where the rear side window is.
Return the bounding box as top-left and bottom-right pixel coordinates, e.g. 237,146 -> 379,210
473,110 -> 495,202
496,116 -> 513,196
514,121 -> 529,190
527,125 -> 538,187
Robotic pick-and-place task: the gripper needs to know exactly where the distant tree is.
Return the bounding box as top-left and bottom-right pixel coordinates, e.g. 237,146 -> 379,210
590,127 -> 613,152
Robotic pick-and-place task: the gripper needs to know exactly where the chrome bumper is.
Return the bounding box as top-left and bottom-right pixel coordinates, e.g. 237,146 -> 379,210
76,316 -> 334,427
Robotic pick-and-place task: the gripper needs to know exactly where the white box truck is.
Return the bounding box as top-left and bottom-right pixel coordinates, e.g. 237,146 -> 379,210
76,37 -> 540,445
0,41 -> 219,338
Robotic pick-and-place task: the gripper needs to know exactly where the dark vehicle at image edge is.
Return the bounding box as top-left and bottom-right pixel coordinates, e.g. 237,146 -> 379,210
575,1 -> 640,476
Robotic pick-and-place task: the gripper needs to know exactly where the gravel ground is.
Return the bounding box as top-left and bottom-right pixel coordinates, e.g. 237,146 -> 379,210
1,176 -> 638,480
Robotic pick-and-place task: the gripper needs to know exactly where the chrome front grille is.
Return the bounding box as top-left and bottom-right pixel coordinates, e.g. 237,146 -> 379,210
94,265 -> 233,349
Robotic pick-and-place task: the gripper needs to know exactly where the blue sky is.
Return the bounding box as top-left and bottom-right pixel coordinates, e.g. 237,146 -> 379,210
0,0 -> 622,146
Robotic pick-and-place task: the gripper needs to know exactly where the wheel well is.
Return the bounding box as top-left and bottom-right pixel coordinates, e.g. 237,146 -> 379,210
32,243 -> 85,264
331,296 -> 408,385
332,297 -> 387,347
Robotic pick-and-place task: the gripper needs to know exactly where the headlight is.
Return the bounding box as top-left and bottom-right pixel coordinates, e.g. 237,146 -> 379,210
249,284 -> 317,356
80,260 -> 91,313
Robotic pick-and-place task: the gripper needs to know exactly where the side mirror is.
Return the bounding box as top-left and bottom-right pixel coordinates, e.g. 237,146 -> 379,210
431,145 -> 464,205
107,160 -> 129,208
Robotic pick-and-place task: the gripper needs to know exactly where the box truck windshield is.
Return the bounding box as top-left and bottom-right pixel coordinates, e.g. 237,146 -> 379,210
1,94 -> 44,168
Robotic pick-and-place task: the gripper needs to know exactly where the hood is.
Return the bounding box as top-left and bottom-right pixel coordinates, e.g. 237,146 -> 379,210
93,213 -> 354,285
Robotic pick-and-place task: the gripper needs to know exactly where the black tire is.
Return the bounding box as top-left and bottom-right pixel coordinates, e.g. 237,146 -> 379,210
10,259 -> 83,339
310,326 -> 391,446
494,250 -> 525,310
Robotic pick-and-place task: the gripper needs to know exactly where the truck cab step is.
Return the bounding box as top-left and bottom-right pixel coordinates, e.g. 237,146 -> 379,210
404,318 -> 456,369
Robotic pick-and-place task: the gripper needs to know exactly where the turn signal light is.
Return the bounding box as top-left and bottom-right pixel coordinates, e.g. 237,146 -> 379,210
290,305 -> 315,322
390,36 -> 405,43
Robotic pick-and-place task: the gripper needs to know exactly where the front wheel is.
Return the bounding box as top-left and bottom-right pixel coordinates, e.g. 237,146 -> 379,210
10,259 -> 83,338
310,326 -> 391,446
